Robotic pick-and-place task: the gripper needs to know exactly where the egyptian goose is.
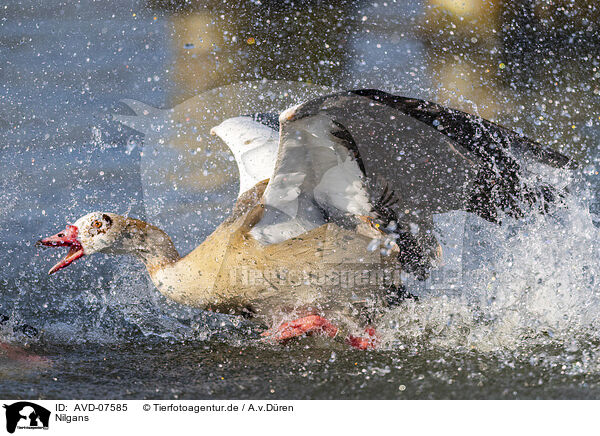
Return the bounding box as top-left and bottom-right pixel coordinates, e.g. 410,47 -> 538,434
38,90 -> 571,349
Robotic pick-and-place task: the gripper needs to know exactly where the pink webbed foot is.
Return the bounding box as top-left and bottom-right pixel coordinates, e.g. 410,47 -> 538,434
346,327 -> 379,350
261,315 -> 339,342
262,316 -> 379,350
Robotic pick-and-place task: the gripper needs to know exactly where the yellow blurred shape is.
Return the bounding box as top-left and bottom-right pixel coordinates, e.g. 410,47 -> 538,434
430,0 -> 482,16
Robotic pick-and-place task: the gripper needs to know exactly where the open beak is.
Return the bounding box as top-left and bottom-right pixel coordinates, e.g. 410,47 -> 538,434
36,225 -> 85,274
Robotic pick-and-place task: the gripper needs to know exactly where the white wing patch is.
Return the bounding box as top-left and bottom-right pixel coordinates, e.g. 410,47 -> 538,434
263,172 -> 305,217
250,113 -> 373,245
314,155 -> 371,215
210,117 -> 279,197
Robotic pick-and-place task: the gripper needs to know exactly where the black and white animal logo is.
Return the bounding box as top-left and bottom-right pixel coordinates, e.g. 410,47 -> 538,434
3,402 -> 50,434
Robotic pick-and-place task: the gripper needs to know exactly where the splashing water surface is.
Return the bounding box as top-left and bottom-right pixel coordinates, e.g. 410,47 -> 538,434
1,0 -> 600,399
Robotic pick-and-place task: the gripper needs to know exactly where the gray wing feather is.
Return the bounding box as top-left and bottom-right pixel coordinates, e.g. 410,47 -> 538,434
282,90 -> 571,224
250,90 -> 572,276
251,112 -> 372,245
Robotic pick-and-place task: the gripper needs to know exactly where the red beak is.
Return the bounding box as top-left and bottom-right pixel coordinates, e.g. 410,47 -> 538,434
37,225 -> 85,274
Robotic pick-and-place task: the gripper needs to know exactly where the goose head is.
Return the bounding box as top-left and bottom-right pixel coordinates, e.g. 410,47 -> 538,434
37,212 -> 128,274
38,212 -> 179,275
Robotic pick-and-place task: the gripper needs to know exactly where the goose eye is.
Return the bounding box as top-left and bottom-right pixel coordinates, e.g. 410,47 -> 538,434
92,220 -> 102,229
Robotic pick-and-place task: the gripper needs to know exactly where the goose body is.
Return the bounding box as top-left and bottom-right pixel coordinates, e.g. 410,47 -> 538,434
39,89 -> 572,348
50,182 -> 398,334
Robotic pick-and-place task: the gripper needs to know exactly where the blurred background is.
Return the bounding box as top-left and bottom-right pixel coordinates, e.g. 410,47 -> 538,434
1,0 -> 599,399
153,0 -> 600,160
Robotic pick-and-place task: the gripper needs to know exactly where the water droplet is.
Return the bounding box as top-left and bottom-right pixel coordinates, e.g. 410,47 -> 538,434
367,239 -> 380,252
125,137 -> 138,155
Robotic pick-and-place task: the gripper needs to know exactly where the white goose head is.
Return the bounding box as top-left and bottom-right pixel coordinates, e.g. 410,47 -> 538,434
37,212 -> 125,274
38,212 -> 178,274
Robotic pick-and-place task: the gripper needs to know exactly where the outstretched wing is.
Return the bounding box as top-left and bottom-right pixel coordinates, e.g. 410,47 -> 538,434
210,113 -> 279,198
251,90 -> 572,276
249,110 -> 373,245
346,89 -> 572,222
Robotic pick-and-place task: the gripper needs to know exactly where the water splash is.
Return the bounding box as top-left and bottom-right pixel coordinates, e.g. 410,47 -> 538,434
5,81 -> 598,380
380,180 -> 599,365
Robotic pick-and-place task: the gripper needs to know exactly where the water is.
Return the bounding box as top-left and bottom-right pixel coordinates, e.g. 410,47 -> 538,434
1,0 -> 599,399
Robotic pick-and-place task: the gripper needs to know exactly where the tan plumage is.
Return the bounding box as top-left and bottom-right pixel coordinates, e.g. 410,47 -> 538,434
142,180 -> 403,330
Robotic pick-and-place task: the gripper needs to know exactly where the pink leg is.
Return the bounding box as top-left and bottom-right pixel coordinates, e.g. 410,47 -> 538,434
346,327 -> 379,350
263,316 -> 380,350
262,315 -> 339,342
